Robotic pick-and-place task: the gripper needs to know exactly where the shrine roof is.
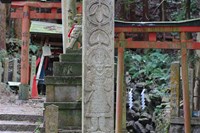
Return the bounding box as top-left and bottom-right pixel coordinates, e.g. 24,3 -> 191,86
115,18 -> 200,27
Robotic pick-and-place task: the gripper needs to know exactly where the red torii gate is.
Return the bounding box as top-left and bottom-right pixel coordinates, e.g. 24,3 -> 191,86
10,1 -> 81,92
10,1 -> 200,133
115,19 -> 200,133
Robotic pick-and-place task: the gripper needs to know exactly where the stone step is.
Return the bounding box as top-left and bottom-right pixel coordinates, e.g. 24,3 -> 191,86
59,53 -> 82,62
45,76 -> 82,85
0,120 -> 42,132
59,130 -> 81,133
0,114 -> 43,123
44,102 -> 81,110
0,131 -> 33,133
53,62 -> 82,76
58,127 -> 81,133
65,49 -> 82,54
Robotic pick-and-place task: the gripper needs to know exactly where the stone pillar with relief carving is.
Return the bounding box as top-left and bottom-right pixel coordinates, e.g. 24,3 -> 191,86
82,0 -> 115,133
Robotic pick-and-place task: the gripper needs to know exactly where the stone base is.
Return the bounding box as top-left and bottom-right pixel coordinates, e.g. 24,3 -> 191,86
46,85 -> 81,102
59,53 -> 82,62
53,62 -> 82,76
18,84 -> 29,100
44,102 -> 81,129
45,76 -> 82,102
170,117 -> 200,133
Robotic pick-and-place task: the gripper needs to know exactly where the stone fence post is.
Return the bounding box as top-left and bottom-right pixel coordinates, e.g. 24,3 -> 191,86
170,62 -> 180,117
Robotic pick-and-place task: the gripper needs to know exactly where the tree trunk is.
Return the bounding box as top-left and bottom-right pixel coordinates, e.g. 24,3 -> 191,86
185,0 -> 192,40
127,1 -> 136,21
143,0 -> 149,40
160,0 -> 166,41
143,0 -> 149,21
0,2 -> 7,50
115,0 -> 126,20
185,0 -> 191,20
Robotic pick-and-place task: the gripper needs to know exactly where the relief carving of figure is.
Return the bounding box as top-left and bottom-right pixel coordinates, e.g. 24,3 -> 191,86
85,47 -> 113,132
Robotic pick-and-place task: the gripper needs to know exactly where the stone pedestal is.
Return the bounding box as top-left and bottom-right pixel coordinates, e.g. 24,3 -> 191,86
45,104 -> 58,133
44,49 -> 82,130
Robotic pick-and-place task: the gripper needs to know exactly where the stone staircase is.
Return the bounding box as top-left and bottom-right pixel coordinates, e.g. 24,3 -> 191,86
45,49 -> 82,133
0,114 -> 43,132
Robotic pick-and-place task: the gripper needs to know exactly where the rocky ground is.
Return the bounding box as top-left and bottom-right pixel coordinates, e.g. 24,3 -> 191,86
126,82 -> 171,133
0,83 -> 44,116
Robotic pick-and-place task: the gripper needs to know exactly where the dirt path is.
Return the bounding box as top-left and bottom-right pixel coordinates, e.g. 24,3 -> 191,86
0,83 -> 44,116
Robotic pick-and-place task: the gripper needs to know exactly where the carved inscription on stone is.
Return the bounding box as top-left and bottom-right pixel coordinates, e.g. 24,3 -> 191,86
83,0 -> 114,133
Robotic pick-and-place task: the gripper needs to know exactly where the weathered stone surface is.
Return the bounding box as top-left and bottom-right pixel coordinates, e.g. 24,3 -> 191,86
45,76 -> 81,85
145,124 -> 154,132
12,58 -> 18,82
59,53 -> 82,62
169,125 -> 183,133
193,126 -> 200,133
170,62 -> 180,117
45,104 -> 58,133
127,110 -> 139,121
30,56 -> 36,91
139,118 -> 150,126
169,125 -> 200,133
189,68 -> 194,116
135,121 -> 146,133
46,85 -> 55,102
65,49 -> 82,54
53,62 -> 81,76
46,85 -> 81,102
18,84 -> 29,100
3,58 -> 9,83
54,86 -> 81,102
83,0 -> 114,132
44,102 -> 81,129
0,62 -> 3,82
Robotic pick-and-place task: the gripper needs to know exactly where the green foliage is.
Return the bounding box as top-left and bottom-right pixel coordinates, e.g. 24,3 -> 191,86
125,49 -> 176,132
154,103 -> 170,133
170,0 -> 200,20
29,42 -> 40,54
6,38 -> 39,56
125,49 -> 177,92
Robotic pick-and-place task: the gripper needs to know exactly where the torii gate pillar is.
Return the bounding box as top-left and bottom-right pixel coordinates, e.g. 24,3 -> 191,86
82,0 -> 115,132
19,5 -> 30,100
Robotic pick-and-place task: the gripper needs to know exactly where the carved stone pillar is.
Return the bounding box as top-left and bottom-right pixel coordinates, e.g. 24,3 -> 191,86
82,0 -> 114,133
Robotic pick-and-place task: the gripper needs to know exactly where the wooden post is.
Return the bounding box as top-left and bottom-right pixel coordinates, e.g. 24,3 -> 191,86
116,32 -> 125,133
19,5 -> 30,100
181,32 -> 191,133
116,47 -> 124,133
3,58 -> 9,83
12,58 -> 18,82
170,62 -> 180,117
20,5 -> 30,84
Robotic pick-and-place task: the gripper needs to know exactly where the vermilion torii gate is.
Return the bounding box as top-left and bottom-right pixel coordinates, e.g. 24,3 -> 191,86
10,1 -> 81,100
10,1 -> 200,133
115,19 -> 200,133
